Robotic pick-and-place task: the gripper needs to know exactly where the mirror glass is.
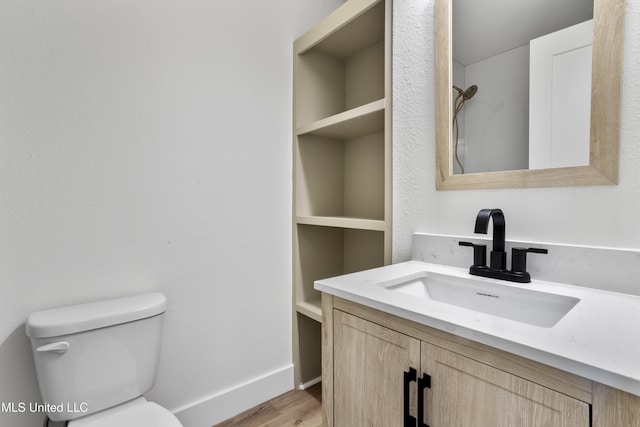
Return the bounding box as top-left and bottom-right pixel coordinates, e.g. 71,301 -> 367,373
452,0 -> 594,174
435,0 -> 623,190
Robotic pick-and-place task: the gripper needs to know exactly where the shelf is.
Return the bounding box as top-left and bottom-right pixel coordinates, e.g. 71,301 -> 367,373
294,0 -> 384,58
296,41 -> 384,127
297,99 -> 385,139
296,131 -> 385,219
295,224 -> 385,286
296,301 -> 322,323
296,215 -> 386,231
294,1 -> 385,128
294,225 -> 386,319
295,313 -> 322,384
292,0 -> 390,389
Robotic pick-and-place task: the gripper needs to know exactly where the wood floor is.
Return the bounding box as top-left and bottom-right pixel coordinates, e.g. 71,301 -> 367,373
212,383 -> 322,427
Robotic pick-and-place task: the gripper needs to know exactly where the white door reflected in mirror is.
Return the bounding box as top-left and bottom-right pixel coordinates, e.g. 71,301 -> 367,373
529,20 -> 593,170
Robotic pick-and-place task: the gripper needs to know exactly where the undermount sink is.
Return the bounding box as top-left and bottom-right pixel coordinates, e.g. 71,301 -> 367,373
378,272 -> 580,328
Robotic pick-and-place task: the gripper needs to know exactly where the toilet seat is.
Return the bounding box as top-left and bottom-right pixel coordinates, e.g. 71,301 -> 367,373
68,397 -> 182,427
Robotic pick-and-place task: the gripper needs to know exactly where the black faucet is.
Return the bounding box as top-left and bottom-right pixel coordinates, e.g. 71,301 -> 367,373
459,209 -> 547,283
474,208 -> 507,271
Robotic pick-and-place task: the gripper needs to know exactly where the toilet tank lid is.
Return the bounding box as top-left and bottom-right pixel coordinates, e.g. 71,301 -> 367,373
26,293 -> 167,338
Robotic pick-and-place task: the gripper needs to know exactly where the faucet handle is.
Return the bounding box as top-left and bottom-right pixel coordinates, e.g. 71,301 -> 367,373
459,241 -> 487,268
511,247 -> 548,274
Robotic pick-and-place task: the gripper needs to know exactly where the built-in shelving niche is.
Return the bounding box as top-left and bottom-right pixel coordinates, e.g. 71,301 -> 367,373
295,225 -> 385,320
295,2 -> 385,128
292,0 -> 391,388
296,130 -> 385,221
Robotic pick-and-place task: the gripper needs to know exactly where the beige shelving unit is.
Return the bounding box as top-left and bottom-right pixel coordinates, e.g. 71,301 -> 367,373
292,0 -> 392,388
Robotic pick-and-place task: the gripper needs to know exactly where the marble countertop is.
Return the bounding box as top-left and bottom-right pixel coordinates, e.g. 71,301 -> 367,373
315,260 -> 640,397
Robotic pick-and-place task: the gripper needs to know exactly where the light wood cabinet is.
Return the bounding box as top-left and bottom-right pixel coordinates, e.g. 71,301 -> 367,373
422,342 -> 589,426
323,294 -> 640,427
292,0 -> 392,388
334,310 -> 420,426
332,310 -> 588,427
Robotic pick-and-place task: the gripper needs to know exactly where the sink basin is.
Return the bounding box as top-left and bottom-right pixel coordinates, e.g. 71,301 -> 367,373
379,272 -> 580,327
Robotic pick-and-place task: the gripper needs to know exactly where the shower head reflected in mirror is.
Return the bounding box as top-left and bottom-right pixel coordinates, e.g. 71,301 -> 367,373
452,84 -> 478,174
454,84 -> 478,101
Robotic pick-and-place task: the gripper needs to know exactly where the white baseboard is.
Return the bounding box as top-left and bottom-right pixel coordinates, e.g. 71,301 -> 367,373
172,364 -> 294,427
298,375 -> 321,390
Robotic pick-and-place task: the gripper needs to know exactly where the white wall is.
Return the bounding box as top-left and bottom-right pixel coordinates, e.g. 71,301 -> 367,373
393,0 -> 640,260
463,45 -> 529,173
0,1 -> 342,426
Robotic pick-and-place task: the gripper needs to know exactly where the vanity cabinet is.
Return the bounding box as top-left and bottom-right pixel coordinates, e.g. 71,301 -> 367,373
334,310 -> 588,426
334,310 -> 420,426
421,343 -> 588,426
292,0 -> 392,388
323,295 -> 640,427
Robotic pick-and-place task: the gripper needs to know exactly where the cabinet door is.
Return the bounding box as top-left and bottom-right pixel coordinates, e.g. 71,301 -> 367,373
421,342 -> 590,427
334,310 -> 421,426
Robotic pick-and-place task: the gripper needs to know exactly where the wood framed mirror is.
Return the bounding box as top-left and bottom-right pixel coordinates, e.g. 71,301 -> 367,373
435,0 -> 624,190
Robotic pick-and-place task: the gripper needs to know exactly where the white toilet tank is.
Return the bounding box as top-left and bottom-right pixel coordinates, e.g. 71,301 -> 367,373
26,293 -> 167,423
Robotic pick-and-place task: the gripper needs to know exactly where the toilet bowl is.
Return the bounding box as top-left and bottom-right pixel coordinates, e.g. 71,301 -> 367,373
67,397 -> 181,427
26,293 -> 183,427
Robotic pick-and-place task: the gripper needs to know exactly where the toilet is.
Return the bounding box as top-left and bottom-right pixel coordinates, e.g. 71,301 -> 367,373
26,293 -> 183,426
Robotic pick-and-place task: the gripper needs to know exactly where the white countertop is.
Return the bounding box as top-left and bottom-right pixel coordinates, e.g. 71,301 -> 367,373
315,260 -> 640,397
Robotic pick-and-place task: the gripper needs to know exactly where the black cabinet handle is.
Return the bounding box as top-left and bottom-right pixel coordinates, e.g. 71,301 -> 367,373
418,373 -> 431,427
404,367 -> 417,427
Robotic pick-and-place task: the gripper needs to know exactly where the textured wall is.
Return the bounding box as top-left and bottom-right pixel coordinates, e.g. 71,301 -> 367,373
0,1 -> 342,426
393,0 -> 640,262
